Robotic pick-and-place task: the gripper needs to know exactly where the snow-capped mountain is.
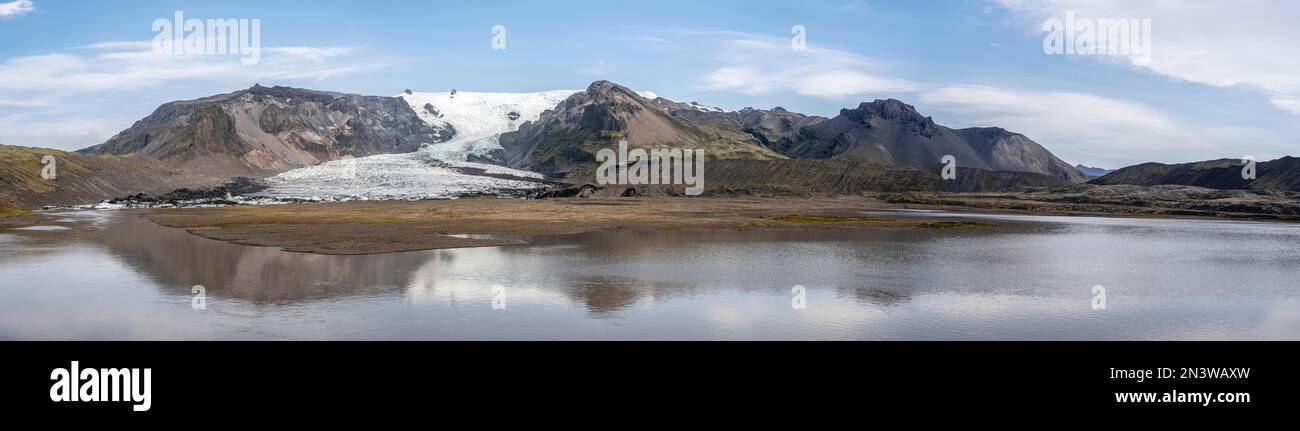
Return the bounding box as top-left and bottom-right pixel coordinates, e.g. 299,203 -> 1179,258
260,89 -> 578,200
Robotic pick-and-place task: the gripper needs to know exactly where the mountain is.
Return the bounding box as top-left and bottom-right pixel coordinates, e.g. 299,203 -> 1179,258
1090,157 -> 1300,191
16,81 -> 1091,204
496,81 -> 785,178
764,99 -> 1087,183
255,89 -> 577,200
79,85 -> 446,177
1075,164 -> 1113,179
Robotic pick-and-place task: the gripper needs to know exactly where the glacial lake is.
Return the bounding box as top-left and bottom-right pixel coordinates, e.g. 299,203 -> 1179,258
1,209 -> 1298,340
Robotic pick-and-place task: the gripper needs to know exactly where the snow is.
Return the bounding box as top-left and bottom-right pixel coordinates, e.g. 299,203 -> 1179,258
259,89 -> 578,200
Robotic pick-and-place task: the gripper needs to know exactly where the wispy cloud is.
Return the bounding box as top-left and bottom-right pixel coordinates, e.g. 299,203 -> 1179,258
0,116 -> 123,149
920,84 -> 1274,166
993,0 -> 1300,116
1270,98 -> 1300,115
0,0 -> 34,18
0,41 -> 369,94
636,35 -> 683,50
0,40 -> 378,149
576,58 -> 614,77
0,99 -> 46,107
688,31 -> 917,99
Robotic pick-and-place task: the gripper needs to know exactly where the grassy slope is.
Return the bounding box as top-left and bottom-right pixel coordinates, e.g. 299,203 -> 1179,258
0,144 -> 207,210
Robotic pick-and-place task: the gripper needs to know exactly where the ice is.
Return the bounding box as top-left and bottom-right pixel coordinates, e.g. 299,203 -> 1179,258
260,89 -> 578,200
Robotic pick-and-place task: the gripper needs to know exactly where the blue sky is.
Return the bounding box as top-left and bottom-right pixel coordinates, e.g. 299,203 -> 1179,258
1,0 -> 1296,168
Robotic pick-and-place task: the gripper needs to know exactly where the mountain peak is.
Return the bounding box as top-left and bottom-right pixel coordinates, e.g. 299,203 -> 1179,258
585,80 -> 636,96
241,84 -> 342,99
862,98 -> 917,112
838,98 -> 928,122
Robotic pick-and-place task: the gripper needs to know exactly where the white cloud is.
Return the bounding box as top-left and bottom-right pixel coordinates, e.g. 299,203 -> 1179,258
78,41 -> 155,50
920,84 -> 1274,167
994,0 -> 1300,115
0,99 -> 46,107
1270,98 -> 1300,115
0,0 -> 34,18
794,71 -> 919,99
692,31 -> 917,99
0,116 -> 123,150
0,42 -> 369,94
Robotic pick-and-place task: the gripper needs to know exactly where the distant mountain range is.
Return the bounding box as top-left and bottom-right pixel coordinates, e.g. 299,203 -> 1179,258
1090,157 -> 1300,191
1074,164 -> 1113,179
497,81 -> 1086,183
4,80 -> 1298,208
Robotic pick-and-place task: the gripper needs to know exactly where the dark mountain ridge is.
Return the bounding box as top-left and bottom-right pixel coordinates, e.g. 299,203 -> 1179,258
1091,157 -> 1300,191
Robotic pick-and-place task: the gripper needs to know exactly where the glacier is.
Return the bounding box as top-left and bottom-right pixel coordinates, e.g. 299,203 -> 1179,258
259,89 -> 578,200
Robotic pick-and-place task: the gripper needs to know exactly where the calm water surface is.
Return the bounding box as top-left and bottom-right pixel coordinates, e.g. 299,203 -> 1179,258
1,209 -> 1297,340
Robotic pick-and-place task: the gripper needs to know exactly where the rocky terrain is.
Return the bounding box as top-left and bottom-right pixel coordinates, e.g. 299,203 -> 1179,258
79,85 -> 447,177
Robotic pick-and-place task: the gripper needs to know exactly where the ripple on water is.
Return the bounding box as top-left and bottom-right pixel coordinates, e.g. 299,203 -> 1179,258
9,225 -> 69,232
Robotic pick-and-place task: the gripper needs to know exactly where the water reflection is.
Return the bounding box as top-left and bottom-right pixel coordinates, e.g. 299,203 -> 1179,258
0,209 -> 1297,340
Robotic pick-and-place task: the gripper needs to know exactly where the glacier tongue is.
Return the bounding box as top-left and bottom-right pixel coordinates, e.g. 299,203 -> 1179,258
260,89 -> 577,200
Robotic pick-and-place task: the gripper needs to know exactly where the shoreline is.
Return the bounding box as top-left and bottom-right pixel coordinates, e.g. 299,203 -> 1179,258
8,190 -> 1296,253
880,189 -> 1300,222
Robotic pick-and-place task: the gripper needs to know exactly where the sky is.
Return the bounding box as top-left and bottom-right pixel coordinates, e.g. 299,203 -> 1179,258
0,0 -> 1296,168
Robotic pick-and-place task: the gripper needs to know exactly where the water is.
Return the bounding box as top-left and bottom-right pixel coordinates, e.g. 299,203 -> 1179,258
1,209 -> 1297,340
